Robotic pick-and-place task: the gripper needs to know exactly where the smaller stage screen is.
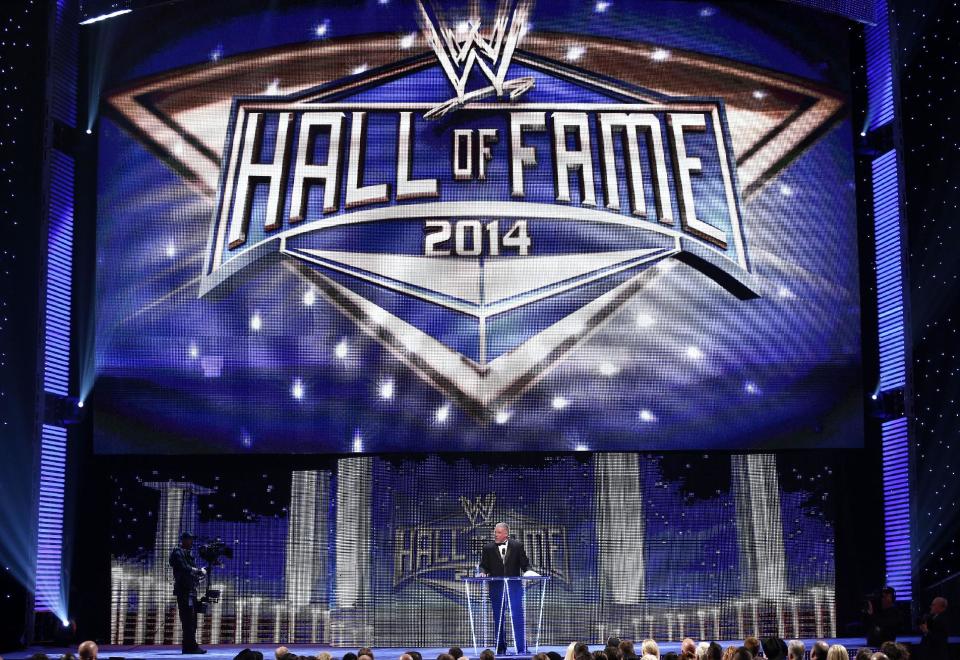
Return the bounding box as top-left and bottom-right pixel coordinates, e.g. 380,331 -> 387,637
108,453 -> 836,647
92,0 -> 862,453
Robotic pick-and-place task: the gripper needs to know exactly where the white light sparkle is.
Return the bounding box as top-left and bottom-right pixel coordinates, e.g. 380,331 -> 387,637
574,443 -> 590,451
351,63 -> 369,75
265,78 -> 280,95
495,409 -> 513,425
352,430 -> 363,453
599,361 -> 619,376
303,288 -> 316,306
685,345 -> 703,359
752,89 -> 767,100
552,395 -> 570,410
378,378 -> 394,400
399,32 -> 416,49
779,184 -> 794,196
291,378 -> 304,400
650,48 -> 671,61
165,243 -> 176,258
699,6 -> 716,17
639,409 -> 657,423
314,20 -> 330,38
636,312 -> 656,328
334,340 -> 349,359
250,312 -> 262,331
435,403 -> 451,423
745,381 -> 759,394
189,343 -> 199,359
594,1 -> 610,13
566,44 -> 586,61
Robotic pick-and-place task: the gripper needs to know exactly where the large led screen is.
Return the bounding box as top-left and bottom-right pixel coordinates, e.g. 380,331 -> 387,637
93,0 -> 862,452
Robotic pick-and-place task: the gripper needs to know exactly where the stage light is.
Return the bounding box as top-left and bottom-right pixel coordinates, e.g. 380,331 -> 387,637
291,378 -> 304,400
860,130 -> 867,137
752,90 -> 767,100
871,393 -> 878,400
334,340 -> 349,359
744,382 -> 759,394
189,343 -> 199,359
351,63 -> 369,75
314,20 -> 330,38
639,409 -> 656,422
165,243 -> 176,258
635,312 -> 655,328
352,429 -> 364,452
494,410 -> 512,425
650,49 -> 671,61
598,361 -> 619,376
594,1 -> 610,13
400,33 -> 416,49
85,128 -> 92,135
78,9 -> 131,25
685,345 -> 703,359
551,395 -> 569,410
566,45 -> 586,61
76,400 -> 84,409
303,288 -> 316,306
435,403 -> 451,423
779,183 -> 794,196
249,312 -> 262,331
377,378 -> 394,400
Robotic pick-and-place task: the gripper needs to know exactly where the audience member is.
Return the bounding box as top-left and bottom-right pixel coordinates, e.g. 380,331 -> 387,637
854,649 -> 872,660
664,652 -> 680,660
546,652 -> 563,660
275,648 -> 291,660
722,647 -> 737,660
763,638 -> 788,660
788,641 -> 805,660
359,649 -> 375,660
706,642 -> 723,660
870,654 -> 890,660
316,653 -> 332,660
479,651 -> 495,660
880,642 -> 902,660
732,648 -> 752,660
641,640 -> 660,660
593,652 -> 610,660
620,641 -> 637,660
343,653 -> 358,660
865,587 -> 905,647
744,638 -> 761,658
78,642 -> 98,660
359,655 -> 372,660
680,639 -> 696,660
920,596 -> 950,660
532,654 -> 549,660
449,649 -> 464,660
641,655 -> 658,660
811,641 -> 831,660
436,655 -> 454,660
697,643 -> 710,660
61,654 -> 77,660
826,645 -> 849,660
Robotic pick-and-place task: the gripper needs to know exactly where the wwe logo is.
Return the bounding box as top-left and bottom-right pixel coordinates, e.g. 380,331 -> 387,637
459,494 -> 496,526
417,0 -> 535,119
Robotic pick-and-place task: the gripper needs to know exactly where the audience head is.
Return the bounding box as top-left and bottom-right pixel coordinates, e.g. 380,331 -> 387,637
697,643 -> 710,660
276,647 -> 290,660
359,655 -> 373,660
722,647 -> 737,660
744,638 -> 760,659
608,638 -> 622,649
870,654 -> 889,660
641,640 -> 659,660
546,653 -> 563,660
931,596 -> 948,614
892,645 -> 909,660
880,587 -> 896,609
437,655 -> 454,660
879,643 -> 900,660
449,649 -> 463,660
680,640 -> 696,659
763,638 -> 788,660
410,653 -> 423,660
811,642 -> 830,660
78,642 -> 98,660
788,641 -> 805,660
854,649 -> 871,660
664,653 -> 680,660
399,655 -> 413,660
641,655 -> 658,660
479,651 -> 495,660
28,654 -> 50,660
316,653 -> 332,660
359,650 -> 374,660
732,648 -> 752,660
826,645 -> 849,660
533,654 -> 549,660
620,641 -> 637,659
706,642 -> 723,660
61,654 -> 77,660
593,652 -> 610,660
343,653 -> 358,660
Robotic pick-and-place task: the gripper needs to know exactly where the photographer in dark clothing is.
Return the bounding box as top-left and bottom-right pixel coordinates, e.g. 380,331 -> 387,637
864,586 -> 905,647
169,532 -> 206,654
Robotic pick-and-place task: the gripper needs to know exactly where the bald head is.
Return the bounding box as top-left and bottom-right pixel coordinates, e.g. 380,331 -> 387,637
681,640 -> 697,658
931,597 -> 948,614
78,642 -> 98,660
276,647 -> 290,660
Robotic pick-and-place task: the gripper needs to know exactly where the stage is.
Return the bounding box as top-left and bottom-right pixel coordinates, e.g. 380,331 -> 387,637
3,638 -> 947,660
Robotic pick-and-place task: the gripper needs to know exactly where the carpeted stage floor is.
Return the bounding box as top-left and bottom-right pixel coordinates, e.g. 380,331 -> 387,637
5,638 -> 953,660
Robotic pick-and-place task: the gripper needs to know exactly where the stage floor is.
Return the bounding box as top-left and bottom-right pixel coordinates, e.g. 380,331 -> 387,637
1,638 -> 944,660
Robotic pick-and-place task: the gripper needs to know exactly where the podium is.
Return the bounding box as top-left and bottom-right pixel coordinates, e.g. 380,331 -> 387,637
460,575 -> 550,656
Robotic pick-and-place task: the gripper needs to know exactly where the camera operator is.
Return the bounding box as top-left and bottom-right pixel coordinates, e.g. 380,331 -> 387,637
169,532 -> 207,655
864,586 -> 905,647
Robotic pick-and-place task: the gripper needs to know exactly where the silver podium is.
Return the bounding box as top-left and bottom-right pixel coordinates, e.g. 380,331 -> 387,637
460,575 -> 550,656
